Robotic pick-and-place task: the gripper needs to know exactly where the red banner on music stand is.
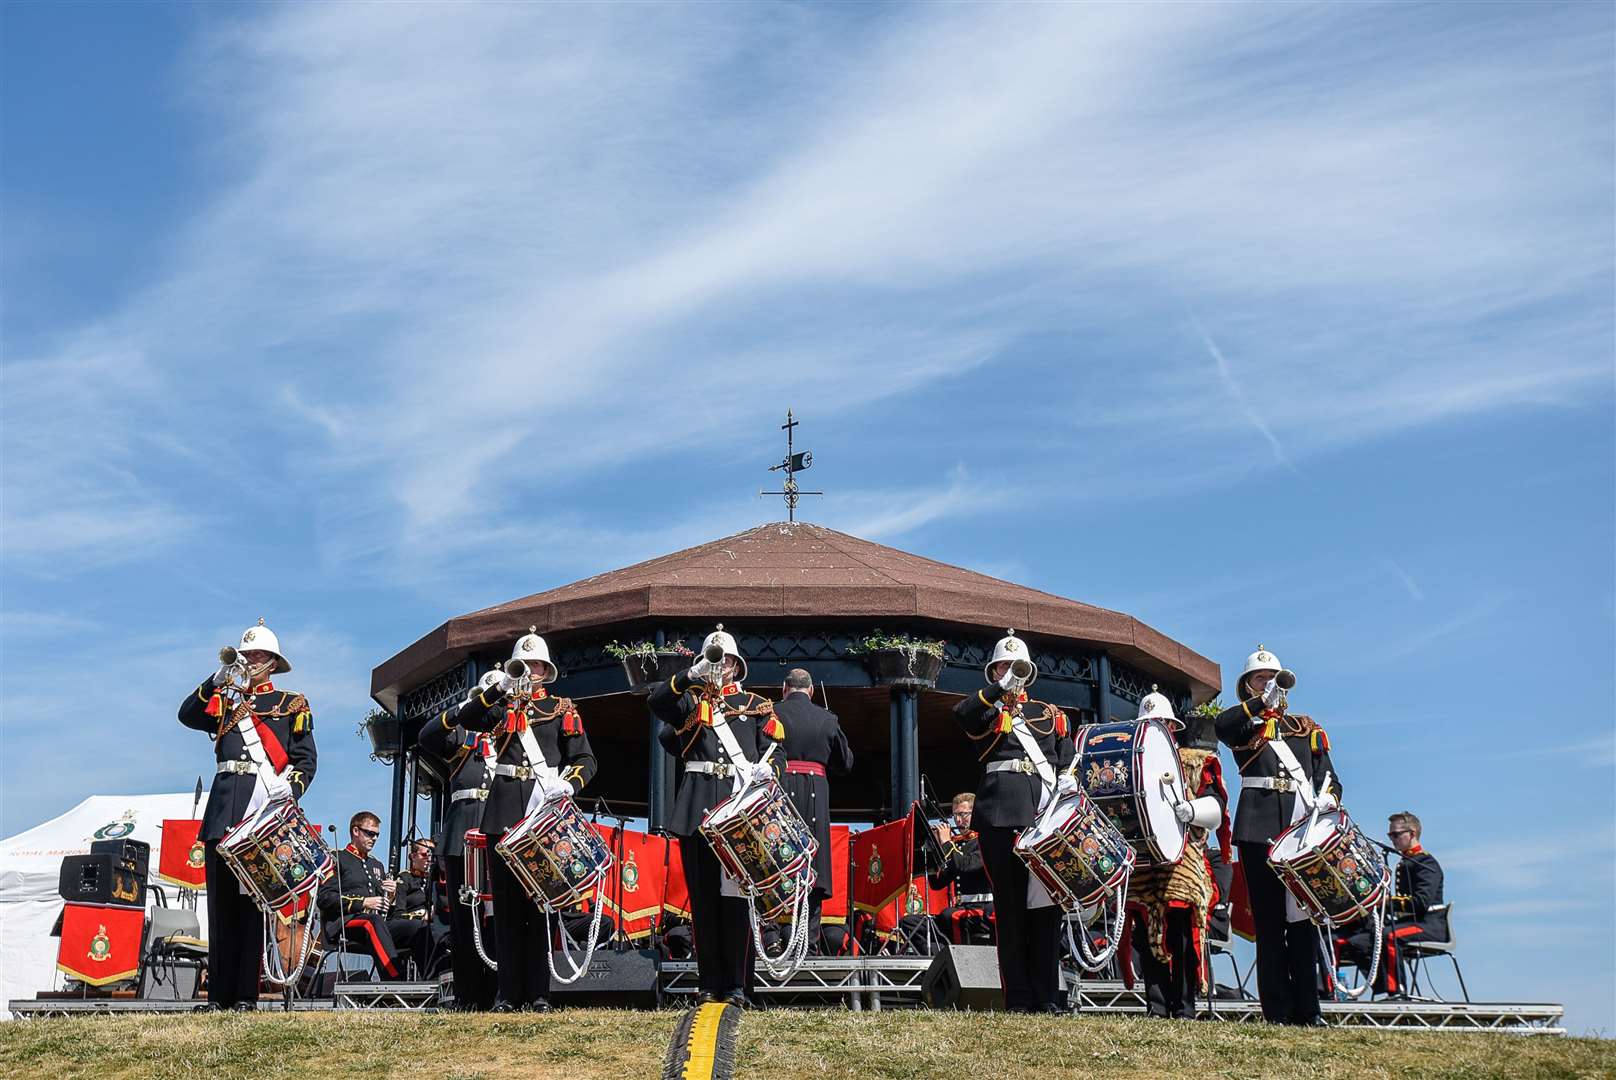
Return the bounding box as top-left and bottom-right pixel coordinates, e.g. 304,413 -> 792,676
821,825 -> 851,926
1229,858 -> 1256,942
851,815 -> 913,916
587,825 -> 667,940
157,818 -> 207,890
57,903 -> 144,986
662,836 -> 690,919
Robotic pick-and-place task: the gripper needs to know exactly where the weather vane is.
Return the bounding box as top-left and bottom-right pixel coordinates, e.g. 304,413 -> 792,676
760,408 -> 822,522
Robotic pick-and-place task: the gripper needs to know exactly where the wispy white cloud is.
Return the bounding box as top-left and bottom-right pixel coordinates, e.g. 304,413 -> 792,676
1382,560 -> 1425,602
1358,592 -> 1511,665
1194,319 -> 1299,474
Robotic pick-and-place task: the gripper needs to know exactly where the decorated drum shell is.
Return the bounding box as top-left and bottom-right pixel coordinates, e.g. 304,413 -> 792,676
700,781 -> 816,918
496,797 -> 614,911
1268,809 -> 1390,926
219,800 -> 333,914
1075,719 -> 1188,866
1014,791 -> 1134,910
461,829 -> 493,906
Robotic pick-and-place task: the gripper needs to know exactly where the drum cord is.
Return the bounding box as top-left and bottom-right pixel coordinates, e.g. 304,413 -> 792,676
260,906 -> 320,988
1325,891 -> 1389,1001
1067,862 -> 1131,973
746,869 -> 814,980
545,892 -> 607,986
467,895 -> 498,971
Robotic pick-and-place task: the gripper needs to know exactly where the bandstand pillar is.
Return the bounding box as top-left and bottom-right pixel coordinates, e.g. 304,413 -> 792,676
888,687 -> 919,821
1094,652 -> 1114,726
387,711 -> 407,874
648,629 -> 676,831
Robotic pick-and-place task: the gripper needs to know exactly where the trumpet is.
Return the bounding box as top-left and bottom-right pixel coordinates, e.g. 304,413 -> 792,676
503,658 -> 532,695
1008,658 -> 1036,683
216,646 -> 252,691
1274,669 -> 1297,690
697,640 -> 729,686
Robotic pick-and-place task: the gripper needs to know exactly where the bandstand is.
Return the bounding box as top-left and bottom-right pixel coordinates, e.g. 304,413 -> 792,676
367,521 -> 1221,860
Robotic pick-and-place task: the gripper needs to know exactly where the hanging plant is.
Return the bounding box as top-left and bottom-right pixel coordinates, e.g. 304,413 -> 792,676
607,640 -> 695,693
848,631 -> 947,689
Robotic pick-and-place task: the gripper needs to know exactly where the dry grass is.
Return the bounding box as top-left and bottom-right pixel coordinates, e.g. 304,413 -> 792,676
0,1010 -> 1610,1080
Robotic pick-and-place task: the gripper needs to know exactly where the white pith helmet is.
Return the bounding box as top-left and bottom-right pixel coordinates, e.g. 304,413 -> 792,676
701,623 -> 748,683
1240,645 -> 1281,684
984,629 -> 1037,687
1137,686 -> 1180,730
509,628 -> 558,683
475,669 -> 504,694
238,618 -> 291,674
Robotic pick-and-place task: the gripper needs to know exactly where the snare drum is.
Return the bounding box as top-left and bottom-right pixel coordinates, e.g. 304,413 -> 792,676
494,797 -> 613,911
1268,808 -> 1390,925
700,780 -> 816,920
1014,791 -> 1135,910
218,798 -> 333,914
461,829 -> 494,909
1075,719 -> 1187,865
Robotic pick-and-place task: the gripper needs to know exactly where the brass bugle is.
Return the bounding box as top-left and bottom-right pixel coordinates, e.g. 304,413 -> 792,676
703,641 -> 727,665
1009,658 -> 1036,681
1274,669 -> 1297,690
505,658 -> 529,681
219,645 -> 239,665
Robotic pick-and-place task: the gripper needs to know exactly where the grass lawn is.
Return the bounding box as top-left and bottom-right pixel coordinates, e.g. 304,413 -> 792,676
1,1009 -> 1610,1079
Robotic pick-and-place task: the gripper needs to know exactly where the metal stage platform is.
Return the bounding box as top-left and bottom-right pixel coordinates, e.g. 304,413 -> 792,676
10,961 -> 1566,1034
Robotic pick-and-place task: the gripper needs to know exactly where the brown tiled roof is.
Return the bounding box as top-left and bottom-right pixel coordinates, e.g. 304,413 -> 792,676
371,522 -> 1218,701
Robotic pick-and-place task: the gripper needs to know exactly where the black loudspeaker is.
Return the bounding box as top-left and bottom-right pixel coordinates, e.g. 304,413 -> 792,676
91,838 -> 151,882
922,944 -> 1003,1010
548,948 -> 660,1007
59,855 -> 146,908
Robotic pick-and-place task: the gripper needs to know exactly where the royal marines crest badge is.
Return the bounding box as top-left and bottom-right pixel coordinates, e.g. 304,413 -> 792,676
622,851 -> 640,892
88,925 -> 112,963
867,848 -> 884,884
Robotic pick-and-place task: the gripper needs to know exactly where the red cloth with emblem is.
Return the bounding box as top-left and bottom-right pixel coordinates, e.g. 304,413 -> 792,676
585,825 -> 667,940
662,836 -> 690,918
1229,858 -> 1256,941
851,814 -> 913,916
820,826 -> 852,926
57,902 -> 144,986
157,818 -> 207,890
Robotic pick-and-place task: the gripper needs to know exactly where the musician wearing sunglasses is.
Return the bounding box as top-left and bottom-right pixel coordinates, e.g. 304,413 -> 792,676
1214,646 -> 1340,1027
928,793 -> 994,946
416,668 -> 509,1011
648,625 -> 785,1007
952,630 -> 1077,1014
456,630 -> 597,1013
1335,812 -> 1446,997
177,619 -> 317,1010
316,812 -> 432,980
1123,691 -> 1229,1020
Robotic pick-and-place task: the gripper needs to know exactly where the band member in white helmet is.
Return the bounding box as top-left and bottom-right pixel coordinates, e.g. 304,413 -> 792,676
416,669 -> 508,1010
1122,689 -> 1229,1019
951,630 -> 1076,1013
458,629 -> 597,1012
177,619 -> 317,1010
648,625 -> 784,1007
1215,646 -> 1340,1026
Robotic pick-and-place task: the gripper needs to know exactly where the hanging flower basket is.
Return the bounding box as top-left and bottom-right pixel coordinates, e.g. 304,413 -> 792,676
360,708 -> 401,763
847,632 -> 948,690
607,641 -> 695,694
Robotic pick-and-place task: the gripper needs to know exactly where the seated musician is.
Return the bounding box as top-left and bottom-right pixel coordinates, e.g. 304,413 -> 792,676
929,793 -> 993,945
392,839 -> 434,921
1336,811 -> 1446,997
317,812 -> 431,979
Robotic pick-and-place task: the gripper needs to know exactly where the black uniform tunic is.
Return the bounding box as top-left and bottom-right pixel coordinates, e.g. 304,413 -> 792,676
417,691 -> 504,1008
952,686 -> 1075,1012
459,687 -> 597,1008
775,691 -> 853,899
178,676 -> 317,1008
317,845 -> 430,978
1215,694 -> 1342,1025
648,668 -> 784,999
1338,846 -> 1446,994
929,831 -> 994,945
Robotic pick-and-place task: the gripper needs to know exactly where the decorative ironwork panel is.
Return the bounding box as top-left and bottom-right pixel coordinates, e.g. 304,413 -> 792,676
400,665 -> 474,723
943,632 -> 1096,686
1108,661 -> 1153,705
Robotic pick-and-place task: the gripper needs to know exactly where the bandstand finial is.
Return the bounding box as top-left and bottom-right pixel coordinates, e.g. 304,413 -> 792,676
760,408 -> 822,523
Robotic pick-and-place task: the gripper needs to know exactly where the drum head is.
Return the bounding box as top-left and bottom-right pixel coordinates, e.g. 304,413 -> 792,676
1270,808 -> 1342,864
1137,720 -> 1187,864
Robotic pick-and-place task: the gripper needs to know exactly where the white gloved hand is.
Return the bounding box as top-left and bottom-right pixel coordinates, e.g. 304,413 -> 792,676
688,658 -> 718,682
212,664 -> 236,687
494,671 -> 517,694
1056,773 -> 1079,797
997,669 -> 1025,693
262,770 -> 293,803
540,775 -> 574,802
746,762 -> 775,787
1314,792 -> 1339,813
1261,678 -> 1286,710
1173,796 -> 1196,823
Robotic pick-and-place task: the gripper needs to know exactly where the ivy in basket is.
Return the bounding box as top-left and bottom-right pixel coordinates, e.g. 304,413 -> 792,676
606,640 -> 695,691
847,631 -> 947,688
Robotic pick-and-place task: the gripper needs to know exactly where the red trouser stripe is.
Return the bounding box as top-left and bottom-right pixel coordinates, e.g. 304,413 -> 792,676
346,917 -> 399,978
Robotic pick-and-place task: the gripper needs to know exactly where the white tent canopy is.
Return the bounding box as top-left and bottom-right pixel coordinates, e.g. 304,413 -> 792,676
0,793 -> 209,1017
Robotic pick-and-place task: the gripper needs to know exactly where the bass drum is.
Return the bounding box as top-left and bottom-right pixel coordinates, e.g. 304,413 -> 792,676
1075,719 -> 1187,866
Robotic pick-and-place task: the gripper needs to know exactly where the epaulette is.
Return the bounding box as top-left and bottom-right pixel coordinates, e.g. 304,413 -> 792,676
555,697 -> 584,737
1309,726 -> 1330,752
762,707 -> 784,742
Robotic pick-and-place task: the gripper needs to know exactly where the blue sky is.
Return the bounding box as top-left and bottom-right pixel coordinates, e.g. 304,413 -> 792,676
3,1 -> 1611,1032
